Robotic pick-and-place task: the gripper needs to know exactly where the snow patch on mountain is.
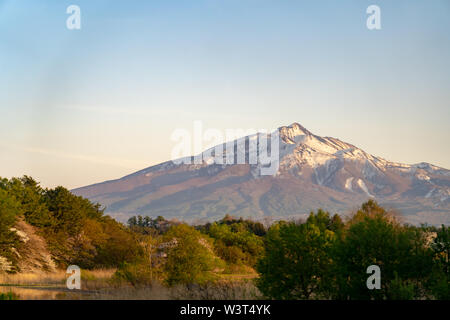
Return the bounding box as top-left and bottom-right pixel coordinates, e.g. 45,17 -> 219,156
416,173 -> 431,181
345,177 -> 354,191
357,179 -> 374,197
425,188 -> 435,198
363,160 -> 384,180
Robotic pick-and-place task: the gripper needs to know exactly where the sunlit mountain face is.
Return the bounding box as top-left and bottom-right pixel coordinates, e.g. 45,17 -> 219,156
73,123 -> 450,226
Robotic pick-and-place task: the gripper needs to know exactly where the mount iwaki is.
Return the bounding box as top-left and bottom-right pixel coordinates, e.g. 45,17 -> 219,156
72,123 -> 450,225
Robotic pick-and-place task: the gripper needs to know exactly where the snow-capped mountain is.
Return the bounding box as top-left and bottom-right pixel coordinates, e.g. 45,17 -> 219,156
72,123 -> 450,225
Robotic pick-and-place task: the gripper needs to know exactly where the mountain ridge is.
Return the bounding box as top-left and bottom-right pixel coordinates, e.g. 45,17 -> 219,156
72,123 -> 450,225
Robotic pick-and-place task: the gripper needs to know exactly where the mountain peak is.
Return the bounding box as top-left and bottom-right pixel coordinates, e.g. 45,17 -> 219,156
286,122 -> 310,133
279,123 -> 311,143
72,122 -> 450,226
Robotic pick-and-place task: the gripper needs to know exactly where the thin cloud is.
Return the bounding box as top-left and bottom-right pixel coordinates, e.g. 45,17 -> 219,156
0,142 -> 149,170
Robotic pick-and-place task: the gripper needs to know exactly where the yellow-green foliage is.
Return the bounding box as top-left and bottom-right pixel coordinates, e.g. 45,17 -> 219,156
114,261 -> 154,287
0,176 -> 143,270
1,176 -> 448,300
163,224 -> 221,286
0,291 -> 19,300
0,182 -> 22,271
207,221 -> 264,267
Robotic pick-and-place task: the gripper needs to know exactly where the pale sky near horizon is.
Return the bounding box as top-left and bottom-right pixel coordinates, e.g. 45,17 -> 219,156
1,0 -> 449,189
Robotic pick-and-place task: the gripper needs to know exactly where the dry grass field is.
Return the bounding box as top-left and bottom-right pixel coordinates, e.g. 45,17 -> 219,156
0,269 -> 260,300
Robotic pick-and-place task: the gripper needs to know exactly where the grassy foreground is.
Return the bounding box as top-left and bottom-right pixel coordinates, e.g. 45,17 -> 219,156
0,269 -> 260,300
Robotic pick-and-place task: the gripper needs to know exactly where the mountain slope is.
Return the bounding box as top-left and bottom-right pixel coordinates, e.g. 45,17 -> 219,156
72,123 -> 450,225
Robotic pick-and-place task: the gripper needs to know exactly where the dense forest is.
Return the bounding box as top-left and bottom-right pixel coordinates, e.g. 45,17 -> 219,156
0,176 -> 448,299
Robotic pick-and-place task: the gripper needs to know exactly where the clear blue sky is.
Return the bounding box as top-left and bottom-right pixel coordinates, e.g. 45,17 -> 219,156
1,0 -> 449,188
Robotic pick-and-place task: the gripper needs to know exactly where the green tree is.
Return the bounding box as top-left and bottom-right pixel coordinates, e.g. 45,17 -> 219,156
0,176 -> 145,271
0,187 -> 21,270
429,225 -> 450,299
94,217 -> 143,267
331,200 -> 433,300
256,215 -> 336,299
432,225 -> 449,277
208,222 -> 264,266
6,176 -> 52,228
306,209 -> 344,235
0,188 -> 19,234
44,186 -> 103,236
164,224 -> 218,286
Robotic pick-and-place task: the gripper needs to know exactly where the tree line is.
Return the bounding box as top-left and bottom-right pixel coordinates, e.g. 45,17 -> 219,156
125,201 -> 449,299
256,201 -> 449,299
0,176 -> 143,271
0,176 -> 448,299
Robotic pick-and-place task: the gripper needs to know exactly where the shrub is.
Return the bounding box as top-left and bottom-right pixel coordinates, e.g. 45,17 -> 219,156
386,273 -> 416,300
114,261 -> 154,287
163,224 -> 219,286
0,292 -> 19,300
